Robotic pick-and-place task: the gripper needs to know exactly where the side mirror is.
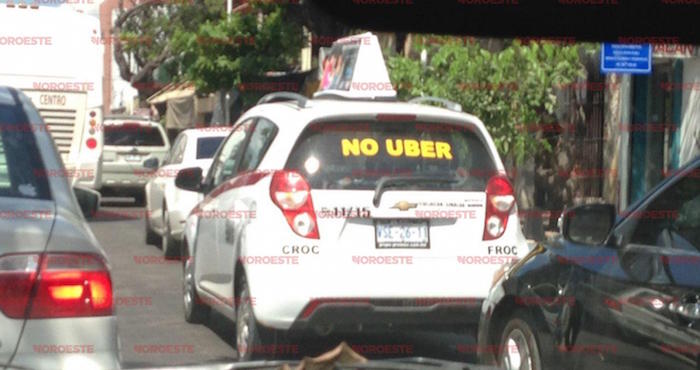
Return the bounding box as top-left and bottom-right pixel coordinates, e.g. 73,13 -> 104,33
562,204 -> 616,245
73,186 -> 100,219
143,157 -> 159,170
175,167 -> 203,193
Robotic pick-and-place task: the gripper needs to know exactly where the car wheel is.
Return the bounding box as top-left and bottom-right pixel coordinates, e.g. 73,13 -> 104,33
498,311 -> 543,370
162,205 -> 179,259
236,276 -> 276,361
182,251 -> 209,323
145,212 -> 161,246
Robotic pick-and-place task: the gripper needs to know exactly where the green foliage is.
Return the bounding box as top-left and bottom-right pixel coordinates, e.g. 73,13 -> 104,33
388,38 -> 593,164
119,1 -> 222,68
170,3 -> 304,104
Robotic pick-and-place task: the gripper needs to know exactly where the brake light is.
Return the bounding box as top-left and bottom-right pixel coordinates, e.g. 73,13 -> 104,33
86,138 -> 97,149
270,171 -> 319,239
0,253 -> 112,319
482,175 -> 515,241
375,114 -> 416,122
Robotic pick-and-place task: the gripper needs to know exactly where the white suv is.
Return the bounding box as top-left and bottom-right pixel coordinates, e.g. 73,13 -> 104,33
176,93 -> 531,360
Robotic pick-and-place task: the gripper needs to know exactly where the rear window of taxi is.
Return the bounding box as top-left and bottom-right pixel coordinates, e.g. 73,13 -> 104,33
285,120 -> 497,191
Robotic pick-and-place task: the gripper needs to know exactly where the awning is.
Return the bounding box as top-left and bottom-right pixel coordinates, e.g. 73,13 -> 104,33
146,82 -> 195,105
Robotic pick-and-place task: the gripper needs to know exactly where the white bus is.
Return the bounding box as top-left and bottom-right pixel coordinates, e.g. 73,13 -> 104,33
0,4 -> 104,190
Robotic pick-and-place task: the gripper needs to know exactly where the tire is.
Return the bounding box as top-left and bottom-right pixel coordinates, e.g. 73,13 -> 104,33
182,249 -> 209,323
145,213 -> 161,246
236,275 -> 277,361
498,311 -> 544,370
162,205 -> 179,259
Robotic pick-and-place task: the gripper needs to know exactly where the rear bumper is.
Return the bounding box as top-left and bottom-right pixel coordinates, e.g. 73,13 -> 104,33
241,203 -> 531,332
289,298 -> 482,333
10,351 -> 121,370
9,316 -> 120,370
100,172 -> 149,191
244,253 -> 504,331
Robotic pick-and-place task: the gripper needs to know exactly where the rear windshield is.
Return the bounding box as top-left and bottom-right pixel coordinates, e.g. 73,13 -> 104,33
196,137 -> 225,159
0,89 -> 51,199
104,123 -> 166,147
285,121 -> 497,191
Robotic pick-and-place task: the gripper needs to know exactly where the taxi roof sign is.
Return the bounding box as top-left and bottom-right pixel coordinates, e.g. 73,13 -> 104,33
314,32 -> 397,100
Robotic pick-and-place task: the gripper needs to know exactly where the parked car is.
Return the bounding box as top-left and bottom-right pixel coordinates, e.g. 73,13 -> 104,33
100,117 -> 170,205
176,92 -> 532,360
0,86 -> 119,369
145,127 -> 232,258
478,155 -> 700,370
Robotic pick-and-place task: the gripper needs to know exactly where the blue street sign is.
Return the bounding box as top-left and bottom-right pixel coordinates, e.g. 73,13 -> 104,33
601,43 -> 652,74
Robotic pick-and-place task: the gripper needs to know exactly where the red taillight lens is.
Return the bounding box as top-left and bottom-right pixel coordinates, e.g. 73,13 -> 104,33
0,253 -> 112,319
270,171 -> 319,239
86,138 -> 97,149
483,175 -> 515,241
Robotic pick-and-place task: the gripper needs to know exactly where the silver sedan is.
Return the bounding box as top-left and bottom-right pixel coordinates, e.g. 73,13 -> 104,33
0,86 -> 120,370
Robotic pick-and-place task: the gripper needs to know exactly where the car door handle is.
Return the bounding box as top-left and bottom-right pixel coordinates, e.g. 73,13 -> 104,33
669,297 -> 700,320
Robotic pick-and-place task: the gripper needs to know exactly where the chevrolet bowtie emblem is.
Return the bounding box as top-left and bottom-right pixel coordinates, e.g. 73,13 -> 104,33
391,201 -> 418,211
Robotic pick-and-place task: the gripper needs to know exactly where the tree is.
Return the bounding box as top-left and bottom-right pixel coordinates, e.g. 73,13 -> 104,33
113,0 -> 345,101
113,0 -> 220,99
169,2 -> 304,106
388,37 -> 590,164
388,37 -> 597,230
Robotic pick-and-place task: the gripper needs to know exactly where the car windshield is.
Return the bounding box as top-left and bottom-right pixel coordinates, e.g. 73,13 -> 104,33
104,124 -> 165,146
196,136 -> 225,159
2,2 -> 699,370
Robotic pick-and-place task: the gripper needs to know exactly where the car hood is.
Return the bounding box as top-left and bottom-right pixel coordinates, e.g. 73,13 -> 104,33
124,342 -> 497,370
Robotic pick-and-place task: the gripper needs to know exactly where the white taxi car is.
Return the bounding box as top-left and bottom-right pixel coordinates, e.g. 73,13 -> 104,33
144,127 -> 231,257
176,92 -> 531,360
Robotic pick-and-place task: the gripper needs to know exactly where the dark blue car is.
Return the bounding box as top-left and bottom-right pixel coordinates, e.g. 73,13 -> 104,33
478,155 -> 700,370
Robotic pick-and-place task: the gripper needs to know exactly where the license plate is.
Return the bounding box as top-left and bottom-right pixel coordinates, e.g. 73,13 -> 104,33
126,155 -> 141,162
375,220 -> 429,249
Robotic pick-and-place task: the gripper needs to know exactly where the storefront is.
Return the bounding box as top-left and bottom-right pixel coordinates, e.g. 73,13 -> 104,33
628,44 -> 699,204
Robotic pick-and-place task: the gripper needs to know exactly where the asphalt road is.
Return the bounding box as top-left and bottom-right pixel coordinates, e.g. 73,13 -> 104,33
90,199 -> 480,369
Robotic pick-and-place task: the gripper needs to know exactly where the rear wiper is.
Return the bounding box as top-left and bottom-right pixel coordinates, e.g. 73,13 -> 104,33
372,176 -> 460,207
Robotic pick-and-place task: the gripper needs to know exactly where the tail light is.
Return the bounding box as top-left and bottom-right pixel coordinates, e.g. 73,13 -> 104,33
86,138 -> 97,149
0,253 -> 112,319
85,110 -> 100,150
269,171 -> 319,239
483,175 -> 515,241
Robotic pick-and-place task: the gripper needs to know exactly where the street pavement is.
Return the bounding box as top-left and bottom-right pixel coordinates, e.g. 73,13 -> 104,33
91,199 -> 479,368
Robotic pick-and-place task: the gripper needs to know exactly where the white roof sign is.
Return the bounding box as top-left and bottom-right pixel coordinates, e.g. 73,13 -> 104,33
314,32 -> 396,100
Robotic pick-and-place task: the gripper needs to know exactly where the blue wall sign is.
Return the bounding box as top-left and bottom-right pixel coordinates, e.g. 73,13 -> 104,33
601,43 -> 652,74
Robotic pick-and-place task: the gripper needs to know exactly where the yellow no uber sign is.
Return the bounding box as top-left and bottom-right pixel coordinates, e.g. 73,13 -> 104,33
341,138 -> 453,159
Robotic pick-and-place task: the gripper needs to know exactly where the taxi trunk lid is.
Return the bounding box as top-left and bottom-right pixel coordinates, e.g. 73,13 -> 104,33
283,119 -> 501,257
